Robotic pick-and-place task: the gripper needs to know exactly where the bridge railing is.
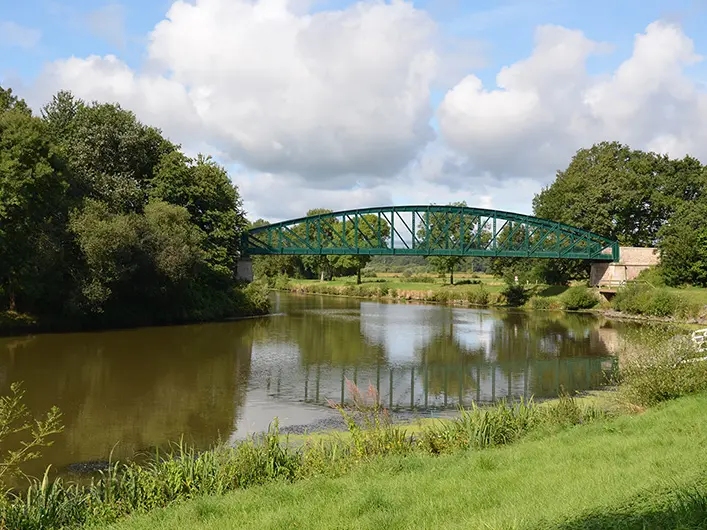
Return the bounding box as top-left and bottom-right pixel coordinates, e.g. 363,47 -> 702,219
244,205 -> 620,261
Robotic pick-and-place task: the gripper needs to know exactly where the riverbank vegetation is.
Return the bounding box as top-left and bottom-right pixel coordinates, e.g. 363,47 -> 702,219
0,86 -> 267,333
278,272 -> 707,323
2,329 -> 706,529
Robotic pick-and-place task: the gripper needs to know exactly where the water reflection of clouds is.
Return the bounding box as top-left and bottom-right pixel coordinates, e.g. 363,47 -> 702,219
359,302 -> 439,363
449,308 -> 494,355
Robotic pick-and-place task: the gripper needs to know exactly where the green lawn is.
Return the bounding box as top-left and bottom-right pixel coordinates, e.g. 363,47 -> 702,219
106,393 -> 707,530
670,286 -> 707,306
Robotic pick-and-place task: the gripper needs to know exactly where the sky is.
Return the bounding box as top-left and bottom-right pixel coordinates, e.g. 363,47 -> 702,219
2,0 -> 707,223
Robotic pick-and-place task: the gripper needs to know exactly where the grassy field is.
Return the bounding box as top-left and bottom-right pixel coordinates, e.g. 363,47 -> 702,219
105,393 -> 707,530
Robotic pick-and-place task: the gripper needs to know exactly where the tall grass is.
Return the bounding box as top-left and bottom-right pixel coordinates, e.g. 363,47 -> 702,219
0,382 -> 605,529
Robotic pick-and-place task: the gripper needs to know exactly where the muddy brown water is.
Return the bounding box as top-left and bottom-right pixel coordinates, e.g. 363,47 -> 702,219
0,292 -> 649,479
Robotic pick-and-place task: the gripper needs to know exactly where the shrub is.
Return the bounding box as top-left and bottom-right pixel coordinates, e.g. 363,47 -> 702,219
243,282 -> 271,315
527,296 -> 552,310
618,330 -> 707,407
273,274 -> 290,290
501,283 -> 529,307
561,286 -> 598,310
467,287 -> 489,306
455,279 -> 481,286
612,284 -> 688,318
360,269 -> 377,278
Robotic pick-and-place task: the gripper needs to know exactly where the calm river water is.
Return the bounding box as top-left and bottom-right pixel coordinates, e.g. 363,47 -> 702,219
0,293 -> 638,478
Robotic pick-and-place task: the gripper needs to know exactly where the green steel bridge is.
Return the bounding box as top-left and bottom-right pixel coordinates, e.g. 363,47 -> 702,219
242,205 -> 620,261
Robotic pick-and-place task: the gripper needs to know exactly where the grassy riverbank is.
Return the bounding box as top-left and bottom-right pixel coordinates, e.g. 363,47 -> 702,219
282,273 -> 707,324
106,393 -> 707,530
3,326 -> 706,529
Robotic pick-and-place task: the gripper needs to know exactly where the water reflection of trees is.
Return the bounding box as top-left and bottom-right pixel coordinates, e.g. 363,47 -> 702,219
0,321 -> 256,476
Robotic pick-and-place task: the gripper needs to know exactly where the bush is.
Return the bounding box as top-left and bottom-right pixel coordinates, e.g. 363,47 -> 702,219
612,284 -> 688,318
273,274 -> 290,290
527,296 -> 552,310
467,287 -> 489,306
561,286 -> 598,310
360,269 -> 377,278
455,279 -> 481,286
501,283 -> 529,307
243,282 -> 271,315
618,330 -> 707,407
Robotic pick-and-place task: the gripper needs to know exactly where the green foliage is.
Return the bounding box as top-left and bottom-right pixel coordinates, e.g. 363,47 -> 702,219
0,382 -> 63,488
533,141 -> 707,286
466,287 -> 489,306
418,394 -> 601,455
533,141 -> 706,246
454,279 -> 481,285
527,296 -> 553,310
635,266 -> 666,287
658,201 -> 707,287
420,202 -> 470,284
0,85 -> 259,326
560,286 -> 598,310
612,284 -> 693,318
618,331 -> 707,407
501,279 -> 529,307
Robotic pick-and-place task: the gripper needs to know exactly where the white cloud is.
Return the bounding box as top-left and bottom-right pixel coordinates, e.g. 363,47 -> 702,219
0,21 -> 41,49
27,7 -> 707,222
85,4 -> 127,49
235,172 -> 393,221
438,21 -> 707,179
36,0 -> 446,184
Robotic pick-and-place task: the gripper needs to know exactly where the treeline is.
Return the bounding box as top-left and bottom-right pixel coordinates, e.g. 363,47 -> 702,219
0,86 -> 267,329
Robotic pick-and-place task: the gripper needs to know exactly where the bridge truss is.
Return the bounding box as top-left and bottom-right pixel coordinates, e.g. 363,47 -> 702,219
243,205 -> 619,261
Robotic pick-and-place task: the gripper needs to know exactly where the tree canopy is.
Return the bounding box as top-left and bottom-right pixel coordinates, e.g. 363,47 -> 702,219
531,141 -> 707,286
0,85 -> 266,326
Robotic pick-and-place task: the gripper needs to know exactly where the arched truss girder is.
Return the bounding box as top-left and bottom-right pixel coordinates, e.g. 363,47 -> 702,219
242,205 -> 619,261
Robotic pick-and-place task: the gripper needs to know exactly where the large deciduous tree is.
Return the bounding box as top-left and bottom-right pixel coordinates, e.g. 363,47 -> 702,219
0,99 -> 70,313
533,141 -> 706,246
1,85 -> 261,324
658,200 -> 707,287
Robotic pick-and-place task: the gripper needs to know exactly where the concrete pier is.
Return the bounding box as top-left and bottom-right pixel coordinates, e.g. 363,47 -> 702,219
590,247 -> 659,287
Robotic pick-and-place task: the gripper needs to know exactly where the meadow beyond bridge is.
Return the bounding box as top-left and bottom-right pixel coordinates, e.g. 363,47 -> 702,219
242,206 -> 620,261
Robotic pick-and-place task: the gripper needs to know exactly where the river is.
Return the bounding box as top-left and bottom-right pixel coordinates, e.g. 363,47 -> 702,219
0,292 -> 641,479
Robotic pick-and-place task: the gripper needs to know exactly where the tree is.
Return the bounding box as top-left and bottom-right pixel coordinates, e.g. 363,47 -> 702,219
152,153 -> 247,281
533,141 -> 706,246
658,200 -> 707,287
0,102 -> 70,313
55,98 -> 175,212
531,141 -> 707,284
0,84 -> 263,326
329,213 -> 390,283
299,208 -> 336,281
419,202 -> 469,284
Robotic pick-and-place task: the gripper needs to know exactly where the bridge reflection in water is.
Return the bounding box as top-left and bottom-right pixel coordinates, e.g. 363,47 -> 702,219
252,295 -> 622,411
261,357 -> 617,411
